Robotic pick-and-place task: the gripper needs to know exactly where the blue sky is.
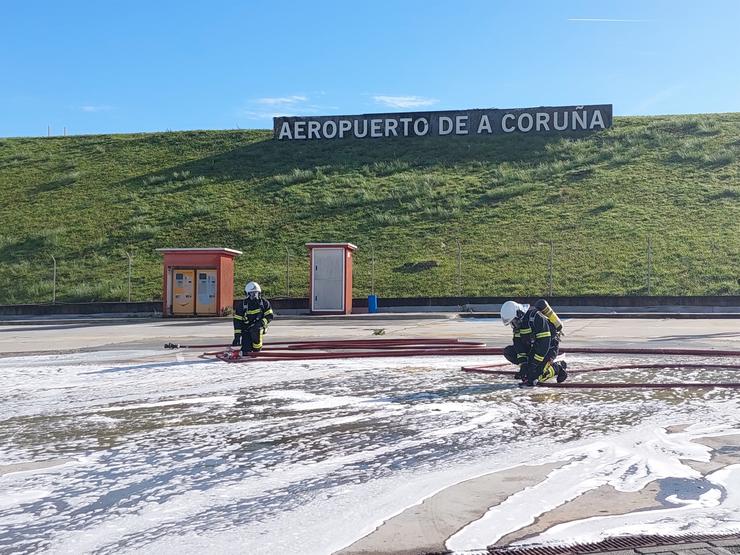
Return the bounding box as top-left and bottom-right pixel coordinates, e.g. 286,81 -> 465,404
1,0 -> 738,137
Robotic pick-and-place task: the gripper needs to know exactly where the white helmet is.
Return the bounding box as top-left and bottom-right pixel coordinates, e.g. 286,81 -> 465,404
244,281 -> 261,297
500,301 -> 529,326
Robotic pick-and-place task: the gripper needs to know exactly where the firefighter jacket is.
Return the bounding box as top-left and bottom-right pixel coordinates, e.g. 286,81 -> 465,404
233,297 -> 274,336
512,299 -> 563,372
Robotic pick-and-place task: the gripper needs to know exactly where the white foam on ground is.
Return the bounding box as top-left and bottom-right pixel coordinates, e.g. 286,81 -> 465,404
96,395 -> 237,412
1,350 -> 739,554
426,405 -> 516,437
446,423 -> 728,551
265,389 -> 368,411
525,464 -> 740,545
0,488 -> 51,510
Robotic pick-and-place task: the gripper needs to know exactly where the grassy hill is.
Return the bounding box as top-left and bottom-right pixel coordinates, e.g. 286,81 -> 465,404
0,113 -> 738,304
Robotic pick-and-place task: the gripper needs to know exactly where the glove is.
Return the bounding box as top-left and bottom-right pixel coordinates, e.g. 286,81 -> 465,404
513,365 -> 526,380
521,362 -> 537,382
231,335 -> 241,347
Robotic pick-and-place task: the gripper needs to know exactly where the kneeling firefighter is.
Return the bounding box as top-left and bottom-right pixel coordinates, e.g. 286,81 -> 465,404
232,281 -> 274,355
500,299 -> 567,386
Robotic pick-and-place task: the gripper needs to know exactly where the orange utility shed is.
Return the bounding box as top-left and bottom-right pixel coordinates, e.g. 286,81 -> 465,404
306,242 -> 357,315
156,248 -> 242,317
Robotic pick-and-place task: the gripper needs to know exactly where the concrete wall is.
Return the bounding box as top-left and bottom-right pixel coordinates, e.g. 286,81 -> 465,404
351,295 -> 740,314
0,301 -> 162,317
2,295 -> 738,318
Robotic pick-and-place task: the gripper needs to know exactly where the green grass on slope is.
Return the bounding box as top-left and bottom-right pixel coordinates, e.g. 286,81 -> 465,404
0,114 -> 738,304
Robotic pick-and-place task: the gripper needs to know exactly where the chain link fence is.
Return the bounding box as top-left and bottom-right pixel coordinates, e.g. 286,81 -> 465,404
1,235 -> 738,305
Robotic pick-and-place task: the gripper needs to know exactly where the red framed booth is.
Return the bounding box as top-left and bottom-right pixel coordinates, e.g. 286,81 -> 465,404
157,248 -> 242,317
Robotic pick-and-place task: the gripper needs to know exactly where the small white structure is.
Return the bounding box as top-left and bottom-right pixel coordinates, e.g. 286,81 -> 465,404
306,243 -> 357,314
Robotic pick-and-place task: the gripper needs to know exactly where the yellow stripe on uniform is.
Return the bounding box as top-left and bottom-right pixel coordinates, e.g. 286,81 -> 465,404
264,309 -> 273,316
533,353 -> 545,362
519,328 -> 532,334
233,315 -> 244,321
537,362 -> 555,382
535,331 -> 551,338
252,330 -> 263,349
246,308 -> 261,315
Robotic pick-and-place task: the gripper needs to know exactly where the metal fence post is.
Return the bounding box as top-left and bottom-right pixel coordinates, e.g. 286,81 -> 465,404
371,244 -> 375,296
647,236 -> 652,296
548,240 -> 554,297
456,239 -> 462,297
126,252 -> 133,302
51,255 -> 56,303
285,245 -> 290,297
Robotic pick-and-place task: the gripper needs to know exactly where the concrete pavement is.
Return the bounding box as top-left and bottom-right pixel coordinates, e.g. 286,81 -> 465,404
1,314 -> 739,356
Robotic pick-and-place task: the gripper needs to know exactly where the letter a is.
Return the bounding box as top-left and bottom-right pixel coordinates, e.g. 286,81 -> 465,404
477,115 -> 492,134
278,122 -> 293,140
590,110 -> 605,129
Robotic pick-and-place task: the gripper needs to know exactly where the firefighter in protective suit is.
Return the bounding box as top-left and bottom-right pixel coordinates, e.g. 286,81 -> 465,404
232,281 -> 274,355
501,299 -> 567,386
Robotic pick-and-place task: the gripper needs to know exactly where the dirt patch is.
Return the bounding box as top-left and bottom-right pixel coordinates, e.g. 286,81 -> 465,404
0,458 -> 73,476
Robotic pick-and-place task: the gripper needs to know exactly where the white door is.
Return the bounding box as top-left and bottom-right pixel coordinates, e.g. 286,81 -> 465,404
313,249 -> 344,311
196,269 -> 217,315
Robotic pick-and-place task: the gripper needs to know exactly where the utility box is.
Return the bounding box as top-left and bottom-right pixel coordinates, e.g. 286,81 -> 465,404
156,248 -> 242,317
306,242 -> 357,315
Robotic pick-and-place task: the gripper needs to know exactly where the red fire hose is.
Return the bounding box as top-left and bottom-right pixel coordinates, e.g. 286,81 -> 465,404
205,346 -> 504,362
166,338 -> 485,350
169,338 -> 740,388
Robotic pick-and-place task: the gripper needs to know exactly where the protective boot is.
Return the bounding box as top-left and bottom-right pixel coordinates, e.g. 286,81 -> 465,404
556,360 -> 568,383
537,362 -> 556,383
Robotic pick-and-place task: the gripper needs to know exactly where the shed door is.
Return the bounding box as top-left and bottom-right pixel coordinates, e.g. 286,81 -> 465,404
196,269 -> 217,315
313,248 -> 344,311
173,270 -> 195,315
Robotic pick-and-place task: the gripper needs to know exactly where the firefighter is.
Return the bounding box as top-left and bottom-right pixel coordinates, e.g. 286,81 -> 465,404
500,299 -> 567,387
232,281 -> 274,355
